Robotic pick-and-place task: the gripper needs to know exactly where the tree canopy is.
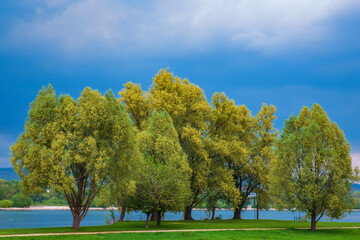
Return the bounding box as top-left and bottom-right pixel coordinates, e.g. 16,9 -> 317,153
270,104 -> 359,231
129,111 -> 191,227
10,85 -> 138,230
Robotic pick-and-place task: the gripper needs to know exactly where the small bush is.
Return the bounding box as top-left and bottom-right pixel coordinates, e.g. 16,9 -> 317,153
11,194 -> 32,208
0,199 -> 13,208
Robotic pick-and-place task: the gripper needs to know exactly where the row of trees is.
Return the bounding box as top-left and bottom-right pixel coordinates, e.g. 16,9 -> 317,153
0,180 -> 32,208
0,179 -> 108,208
10,69 -> 358,231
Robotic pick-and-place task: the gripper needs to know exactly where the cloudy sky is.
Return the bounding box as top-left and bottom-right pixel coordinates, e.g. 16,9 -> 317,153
0,0 -> 360,168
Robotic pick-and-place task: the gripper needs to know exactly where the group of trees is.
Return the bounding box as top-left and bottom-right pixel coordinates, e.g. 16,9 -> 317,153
0,179 -> 107,208
10,69 -> 358,231
0,179 -> 31,208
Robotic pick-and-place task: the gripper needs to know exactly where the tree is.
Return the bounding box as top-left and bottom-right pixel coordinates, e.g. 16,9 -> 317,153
208,93 -> 277,219
205,93 -> 246,217
270,104 -> 359,231
253,185 -> 271,219
119,82 -> 152,131
10,85 -> 137,230
231,103 -> 278,219
105,147 -> 140,222
150,69 -> 211,220
0,200 -> 12,208
116,82 -> 152,219
11,194 -> 32,208
130,111 -> 191,227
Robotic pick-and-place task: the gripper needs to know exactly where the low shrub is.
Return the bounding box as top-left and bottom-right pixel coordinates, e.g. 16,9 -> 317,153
11,194 -> 32,208
0,199 -> 13,208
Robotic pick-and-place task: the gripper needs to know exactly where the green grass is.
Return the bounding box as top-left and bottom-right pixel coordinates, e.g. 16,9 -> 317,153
0,219 -> 359,235
2,229 -> 360,240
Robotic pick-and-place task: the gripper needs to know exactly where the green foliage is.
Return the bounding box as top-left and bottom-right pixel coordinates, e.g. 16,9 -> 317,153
0,199 -> 13,208
30,191 -> 67,206
150,69 -> 211,212
119,82 -> 151,131
119,70 -> 279,218
129,111 -> 191,224
10,194 -> 32,208
129,159 -> 190,214
352,191 -> 360,209
105,207 -> 116,225
0,179 -> 21,200
10,85 -> 138,229
270,104 -> 360,230
207,94 -> 278,217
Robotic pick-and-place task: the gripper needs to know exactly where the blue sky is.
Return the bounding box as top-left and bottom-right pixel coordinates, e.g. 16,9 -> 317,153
0,0 -> 360,168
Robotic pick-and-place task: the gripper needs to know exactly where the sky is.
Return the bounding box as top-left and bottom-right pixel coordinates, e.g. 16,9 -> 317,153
0,0 -> 360,168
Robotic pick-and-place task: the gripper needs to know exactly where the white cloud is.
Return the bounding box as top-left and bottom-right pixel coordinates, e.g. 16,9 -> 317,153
352,153 -> 360,169
2,0 -> 360,56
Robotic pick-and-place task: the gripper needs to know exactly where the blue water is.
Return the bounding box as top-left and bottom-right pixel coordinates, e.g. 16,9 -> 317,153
1,209 -> 360,229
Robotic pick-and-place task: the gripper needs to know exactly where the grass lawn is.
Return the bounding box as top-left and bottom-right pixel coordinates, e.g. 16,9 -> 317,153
1,229 -> 360,240
0,219 -> 359,235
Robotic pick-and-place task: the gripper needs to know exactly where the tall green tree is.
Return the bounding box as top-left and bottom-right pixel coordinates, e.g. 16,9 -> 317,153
116,82 -> 151,219
119,82 -> 152,131
130,111 -> 191,227
232,103 -> 278,219
10,85 -> 137,230
150,69 -> 211,220
208,93 -> 277,219
205,93 -> 246,214
270,104 -> 359,231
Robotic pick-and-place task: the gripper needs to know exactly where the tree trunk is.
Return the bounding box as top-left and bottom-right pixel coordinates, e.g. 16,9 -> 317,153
233,208 -> 241,219
256,201 -> 259,220
211,206 -> 216,220
118,207 -> 126,222
311,212 -> 316,231
145,213 -> 150,229
184,206 -> 194,220
72,212 -> 81,230
151,210 -> 159,221
156,210 -> 161,226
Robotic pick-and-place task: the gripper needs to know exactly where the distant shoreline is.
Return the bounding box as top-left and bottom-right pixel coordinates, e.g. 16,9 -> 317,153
1,206 -> 360,212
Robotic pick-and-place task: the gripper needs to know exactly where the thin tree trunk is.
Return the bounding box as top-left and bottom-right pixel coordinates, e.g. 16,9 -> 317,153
156,210 -> 161,226
72,212 -> 81,230
211,206 -> 216,220
184,206 -> 193,220
118,207 -> 126,222
256,201 -> 259,220
145,213 -> 150,229
233,208 -> 241,219
311,212 -> 316,231
151,210 -> 159,221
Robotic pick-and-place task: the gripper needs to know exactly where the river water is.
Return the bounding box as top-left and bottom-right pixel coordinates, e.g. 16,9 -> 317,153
1,209 -> 360,229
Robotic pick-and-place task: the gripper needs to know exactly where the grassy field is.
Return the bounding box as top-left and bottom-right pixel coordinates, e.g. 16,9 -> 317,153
0,219 -> 360,235
1,229 -> 360,240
